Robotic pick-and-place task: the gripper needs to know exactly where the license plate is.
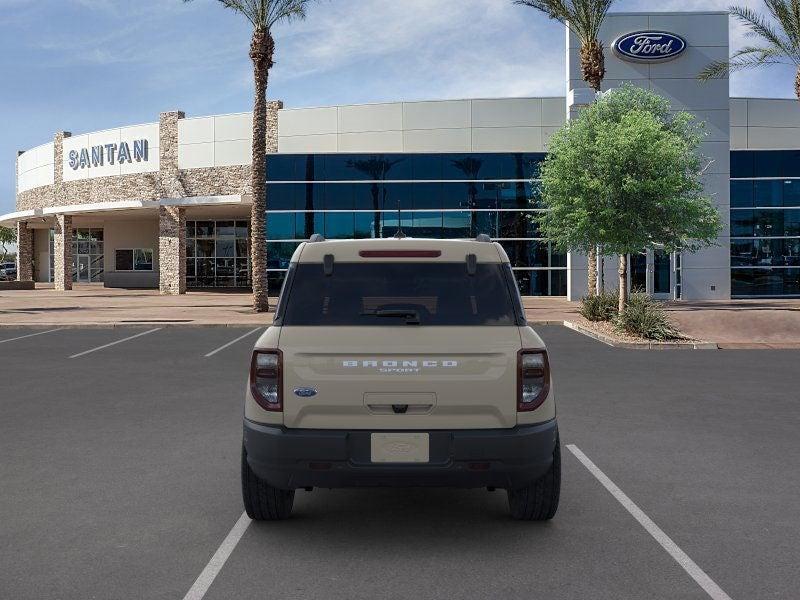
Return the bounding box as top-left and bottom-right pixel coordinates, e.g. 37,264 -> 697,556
370,433 -> 430,463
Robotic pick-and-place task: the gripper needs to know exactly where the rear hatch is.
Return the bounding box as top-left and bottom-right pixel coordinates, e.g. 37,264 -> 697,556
279,327 -> 521,429
274,251 -> 525,430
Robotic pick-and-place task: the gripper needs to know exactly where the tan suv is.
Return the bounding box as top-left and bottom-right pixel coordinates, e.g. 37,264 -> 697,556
242,236 -> 560,520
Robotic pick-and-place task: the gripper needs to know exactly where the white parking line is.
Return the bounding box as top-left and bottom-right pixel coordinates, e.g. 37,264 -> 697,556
0,329 -> 63,345
566,444 -> 733,600
182,511 -> 251,600
68,328 -> 162,359
204,328 -> 262,358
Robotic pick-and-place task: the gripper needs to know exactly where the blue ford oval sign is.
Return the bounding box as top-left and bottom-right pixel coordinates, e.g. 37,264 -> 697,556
613,31 -> 687,63
294,387 -> 318,397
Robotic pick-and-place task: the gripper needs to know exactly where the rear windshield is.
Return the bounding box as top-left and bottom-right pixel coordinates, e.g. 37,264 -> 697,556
277,262 -> 524,326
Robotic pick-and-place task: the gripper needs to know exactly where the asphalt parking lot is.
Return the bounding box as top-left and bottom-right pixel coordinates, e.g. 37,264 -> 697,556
1,325 -> 799,599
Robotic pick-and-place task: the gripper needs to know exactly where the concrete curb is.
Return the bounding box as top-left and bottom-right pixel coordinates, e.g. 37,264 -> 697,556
562,320 -> 719,350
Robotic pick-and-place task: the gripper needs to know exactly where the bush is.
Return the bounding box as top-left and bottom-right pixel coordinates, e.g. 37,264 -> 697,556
614,293 -> 683,340
580,290 -> 619,322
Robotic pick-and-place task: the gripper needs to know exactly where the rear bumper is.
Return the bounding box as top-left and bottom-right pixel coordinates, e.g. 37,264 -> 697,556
243,419 -> 558,490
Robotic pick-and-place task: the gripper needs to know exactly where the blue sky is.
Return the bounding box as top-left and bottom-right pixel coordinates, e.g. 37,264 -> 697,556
1,0 -> 797,215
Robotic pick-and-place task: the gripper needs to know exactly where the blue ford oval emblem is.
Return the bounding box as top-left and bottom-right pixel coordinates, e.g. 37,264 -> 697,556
613,31 -> 686,63
294,387 -> 317,397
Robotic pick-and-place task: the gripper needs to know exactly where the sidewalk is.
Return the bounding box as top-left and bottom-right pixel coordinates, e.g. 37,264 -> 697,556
0,284 -> 270,327
1,285 -> 799,347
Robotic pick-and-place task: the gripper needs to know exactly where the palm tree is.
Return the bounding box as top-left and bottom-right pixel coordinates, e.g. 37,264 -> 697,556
185,0 -> 313,312
515,0 -> 616,295
699,2 -> 800,101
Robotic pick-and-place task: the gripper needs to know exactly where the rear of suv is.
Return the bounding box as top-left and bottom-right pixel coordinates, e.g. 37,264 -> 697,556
242,237 -> 560,520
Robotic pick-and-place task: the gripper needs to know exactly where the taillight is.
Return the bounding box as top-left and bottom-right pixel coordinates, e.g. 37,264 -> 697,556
250,350 -> 283,412
518,349 -> 550,411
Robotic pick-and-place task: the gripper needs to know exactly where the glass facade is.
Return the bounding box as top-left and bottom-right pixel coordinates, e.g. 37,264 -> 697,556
264,153 -> 568,295
731,151 -> 800,296
186,220 -> 251,288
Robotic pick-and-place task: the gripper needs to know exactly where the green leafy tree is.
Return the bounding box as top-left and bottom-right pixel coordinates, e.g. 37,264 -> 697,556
515,0 -> 616,294
184,0 -> 314,312
699,2 -> 800,100
535,85 -> 722,313
0,226 -> 15,263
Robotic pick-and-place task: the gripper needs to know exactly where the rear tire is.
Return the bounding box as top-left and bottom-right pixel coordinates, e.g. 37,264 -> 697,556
241,445 -> 295,520
507,437 -> 561,521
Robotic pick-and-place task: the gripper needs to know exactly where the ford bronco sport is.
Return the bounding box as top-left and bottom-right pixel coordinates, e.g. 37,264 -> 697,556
242,236 -> 560,521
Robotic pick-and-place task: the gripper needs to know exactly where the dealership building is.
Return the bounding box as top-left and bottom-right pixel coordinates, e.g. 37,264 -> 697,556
4,10 -> 800,299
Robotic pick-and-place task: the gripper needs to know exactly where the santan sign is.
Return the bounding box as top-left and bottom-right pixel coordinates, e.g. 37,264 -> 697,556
68,139 -> 149,170
613,31 -> 687,62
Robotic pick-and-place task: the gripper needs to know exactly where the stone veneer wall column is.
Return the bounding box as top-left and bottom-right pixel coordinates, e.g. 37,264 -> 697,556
53,214 -> 73,291
158,111 -> 186,295
16,221 -> 33,282
158,206 -> 186,295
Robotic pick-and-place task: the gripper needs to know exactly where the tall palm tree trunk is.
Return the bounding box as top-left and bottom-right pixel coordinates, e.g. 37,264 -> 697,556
581,40 -> 604,297
250,29 -> 274,312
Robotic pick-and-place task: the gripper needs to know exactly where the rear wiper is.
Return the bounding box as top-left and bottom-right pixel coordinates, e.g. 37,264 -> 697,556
360,309 -> 421,324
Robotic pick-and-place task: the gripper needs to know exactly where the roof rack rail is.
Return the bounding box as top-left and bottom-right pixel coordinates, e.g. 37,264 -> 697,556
308,233 -> 326,242
476,234 -> 492,242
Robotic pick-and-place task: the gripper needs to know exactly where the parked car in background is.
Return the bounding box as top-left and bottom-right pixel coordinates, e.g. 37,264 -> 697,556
0,262 -> 16,281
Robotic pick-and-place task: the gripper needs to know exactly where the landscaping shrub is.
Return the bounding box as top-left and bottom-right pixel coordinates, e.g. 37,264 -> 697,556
580,290 -> 619,322
614,293 -> 683,340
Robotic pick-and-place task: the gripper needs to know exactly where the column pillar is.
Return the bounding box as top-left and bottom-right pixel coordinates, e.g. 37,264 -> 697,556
159,205 -> 185,295
16,221 -> 33,282
53,214 -> 73,291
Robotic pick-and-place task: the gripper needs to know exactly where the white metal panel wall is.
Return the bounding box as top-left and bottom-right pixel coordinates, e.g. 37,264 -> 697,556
178,113 -> 252,169
730,98 -> 800,150
17,142 -> 55,193
276,98 -> 560,154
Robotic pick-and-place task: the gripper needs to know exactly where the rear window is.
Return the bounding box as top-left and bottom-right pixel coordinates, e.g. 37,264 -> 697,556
277,262 -> 523,326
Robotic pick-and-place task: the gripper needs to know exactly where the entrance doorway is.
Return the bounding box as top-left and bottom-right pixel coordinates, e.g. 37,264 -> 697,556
625,248 -> 675,299
72,228 -> 104,283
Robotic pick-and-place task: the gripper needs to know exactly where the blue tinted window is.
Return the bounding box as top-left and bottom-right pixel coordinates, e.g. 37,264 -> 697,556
266,242 -> 301,269
299,183 -> 325,211
730,151 -> 754,178
267,184 -> 298,210
380,212 -> 413,237
266,155 -> 296,181
785,210 -> 800,235
411,183 -> 443,209
266,213 -> 295,240
730,210 -> 753,237
324,212 -> 354,239
754,180 -> 783,207
354,212 -> 378,239
382,183 -> 413,210
732,268 -> 800,296
442,211 -> 472,237
473,212 -> 499,238
781,150 -> 800,177
441,183 -> 469,209
730,181 -> 753,208
295,212 -> 324,240
409,212 -> 443,237
353,183 -> 380,210
325,183 -> 354,210
754,151 -> 783,177
412,155 -> 442,180
444,155 -> 486,180
297,155 -> 325,181
783,180 -> 800,207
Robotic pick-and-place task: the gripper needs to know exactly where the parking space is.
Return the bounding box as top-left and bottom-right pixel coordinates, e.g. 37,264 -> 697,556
1,325 -> 799,599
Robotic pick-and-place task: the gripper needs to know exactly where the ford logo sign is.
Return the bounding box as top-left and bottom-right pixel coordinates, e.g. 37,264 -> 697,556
293,387 -> 318,397
613,31 -> 686,63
